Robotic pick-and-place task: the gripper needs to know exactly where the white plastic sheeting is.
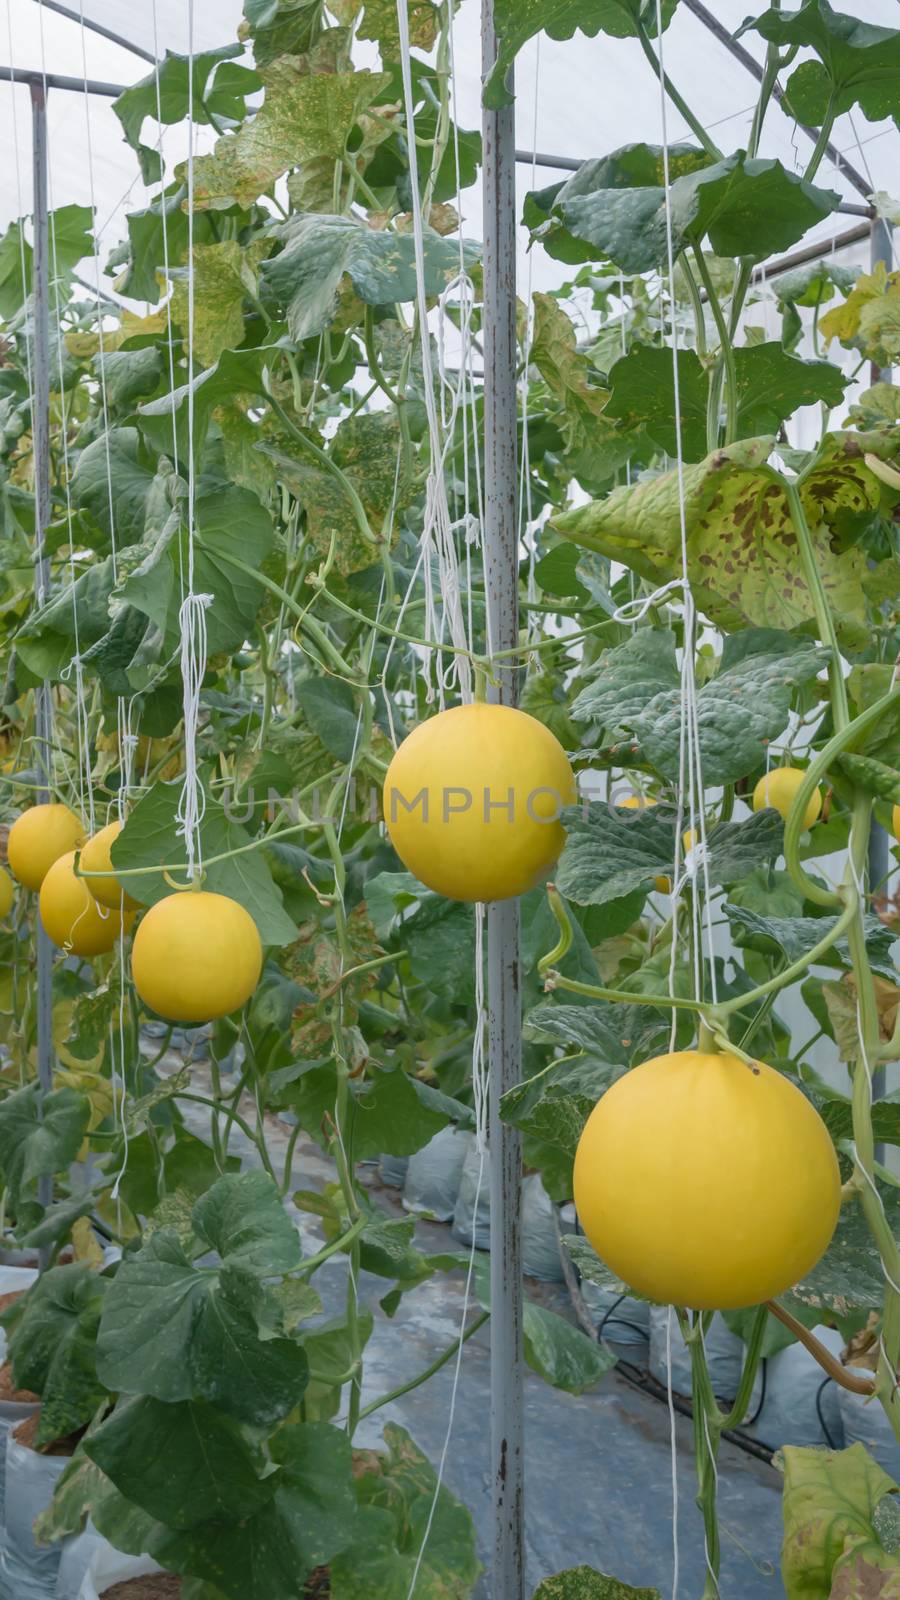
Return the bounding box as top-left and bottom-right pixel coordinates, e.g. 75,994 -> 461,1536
0,0 -> 896,294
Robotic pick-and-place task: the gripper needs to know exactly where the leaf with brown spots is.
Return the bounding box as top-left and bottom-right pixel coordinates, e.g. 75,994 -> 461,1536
552,431 -> 900,643
781,1443 -> 899,1600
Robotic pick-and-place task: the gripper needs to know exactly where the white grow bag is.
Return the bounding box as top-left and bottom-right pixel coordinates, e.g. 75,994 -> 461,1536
79,1548 -> 164,1598
4,1430 -> 69,1586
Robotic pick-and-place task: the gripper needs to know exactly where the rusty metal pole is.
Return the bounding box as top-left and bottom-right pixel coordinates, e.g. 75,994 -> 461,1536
481,5 -> 525,1596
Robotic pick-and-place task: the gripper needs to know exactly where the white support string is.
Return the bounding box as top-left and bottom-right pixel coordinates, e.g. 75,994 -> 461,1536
394,0 -> 472,705
394,7 -> 489,1593
174,0 -> 210,880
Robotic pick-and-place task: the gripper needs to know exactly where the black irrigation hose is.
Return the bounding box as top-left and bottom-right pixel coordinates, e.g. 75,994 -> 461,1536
610,1357 -> 778,1466
816,1377 -> 840,1450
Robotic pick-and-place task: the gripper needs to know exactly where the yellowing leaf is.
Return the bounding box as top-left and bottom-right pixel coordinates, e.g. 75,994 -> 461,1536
171,241 -> 253,367
65,306 -> 170,362
331,0 -> 444,53
781,1442 -> 899,1600
820,262 -> 900,367
181,55 -> 391,211
71,1214 -> 104,1266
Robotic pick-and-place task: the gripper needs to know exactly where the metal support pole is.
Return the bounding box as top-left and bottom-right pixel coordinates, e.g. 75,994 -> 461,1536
481,7 -> 525,1597
30,82 -> 56,1258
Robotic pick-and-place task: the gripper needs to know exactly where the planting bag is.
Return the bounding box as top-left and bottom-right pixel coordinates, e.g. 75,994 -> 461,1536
649,1308 -> 744,1400
837,1370 -> 900,1480
749,1326 -> 845,1450
56,1523 -> 113,1600
521,1176 -> 565,1282
451,1139 -> 490,1249
0,1396 -> 40,1525
405,1128 -> 471,1223
378,1153 -> 410,1190
79,1549 -> 164,1599
4,1431 -> 68,1586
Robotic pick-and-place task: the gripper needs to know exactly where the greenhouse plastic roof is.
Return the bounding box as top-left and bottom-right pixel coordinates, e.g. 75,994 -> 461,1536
0,0 -> 896,301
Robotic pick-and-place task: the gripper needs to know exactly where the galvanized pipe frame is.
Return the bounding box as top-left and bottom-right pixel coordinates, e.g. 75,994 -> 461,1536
482,3 -> 526,1595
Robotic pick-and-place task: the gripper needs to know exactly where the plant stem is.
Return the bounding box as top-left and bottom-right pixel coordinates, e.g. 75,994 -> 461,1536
803,98 -> 837,183
636,25 -> 721,160
296,1212 -> 368,1275
719,1306 -> 768,1430
359,1309 -> 490,1420
783,476 -> 849,730
716,898 -> 856,1015
543,969 -> 707,1014
693,246 -> 738,446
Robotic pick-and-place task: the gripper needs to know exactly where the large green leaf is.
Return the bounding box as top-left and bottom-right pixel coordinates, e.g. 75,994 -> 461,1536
0,1083 -> 91,1203
484,2 -> 676,108
524,1000 -> 671,1069
96,1171 -> 306,1426
95,346 -> 164,410
87,1396 -> 275,1529
741,2 -> 900,128
556,803 -> 783,906
113,46 -> 261,162
118,485 -> 274,658
8,1263 -> 109,1447
138,345 -> 273,460
184,55 -> 391,210
547,149 -> 839,271
14,556 -> 117,681
604,343 -> 846,461
262,211 -> 479,341
781,1442 -> 899,1600
572,626 -> 829,784
724,903 -> 898,981
0,220 -> 32,319
112,779 -> 296,946
532,1571 -> 661,1599
71,427 -> 167,545
349,1066 -> 450,1160
551,433 -> 892,641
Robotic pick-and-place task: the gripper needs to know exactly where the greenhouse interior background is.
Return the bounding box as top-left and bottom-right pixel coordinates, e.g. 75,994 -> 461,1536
0,0 -> 896,1597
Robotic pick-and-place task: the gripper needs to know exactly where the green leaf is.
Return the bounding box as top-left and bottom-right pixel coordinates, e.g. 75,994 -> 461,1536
781,1441 -> 899,1600
724,903 -> 898,981
262,211 -> 478,341
551,150 -> 839,271
0,1083 -> 91,1203
119,486 -> 274,659
484,2 -> 676,109
96,1172 -> 306,1426
350,1066 -> 450,1160
95,346 -> 164,410
116,185 -> 222,304
112,779 -> 297,946
551,434 -> 879,641
47,204 -> 95,277
113,46 -> 261,154
0,220 -> 32,318
741,2 -> 900,128
773,258 -> 858,309
242,0 -> 323,67
8,1263 -> 109,1446
138,346 -> 273,459
333,1422 -> 480,1599
532,1570 -> 661,1599
525,997 -> 674,1069
72,427 -> 165,544
572,626 -> 829,784
782,1189 -> 899,1316
563,1234 -> 639,1300
86,1396 -> 275,1529
500,1056 -> 624,1163
524,1300 -> 616,1393
556,802 -> 783,907
14,556 -> 117,682
94,1420 -> 358,1600
604,343 -> 845,461
184,56 -> 391,210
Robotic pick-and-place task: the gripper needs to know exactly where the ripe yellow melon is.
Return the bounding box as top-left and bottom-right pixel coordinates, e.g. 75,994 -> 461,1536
574,1049 -> 841,1309
39,851 -> 134,958
80,821 -> 138,911
384,704 -> 576,902
753,767 -> 821,831
131,890 -> 263,1023
8,804 -> 85,891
